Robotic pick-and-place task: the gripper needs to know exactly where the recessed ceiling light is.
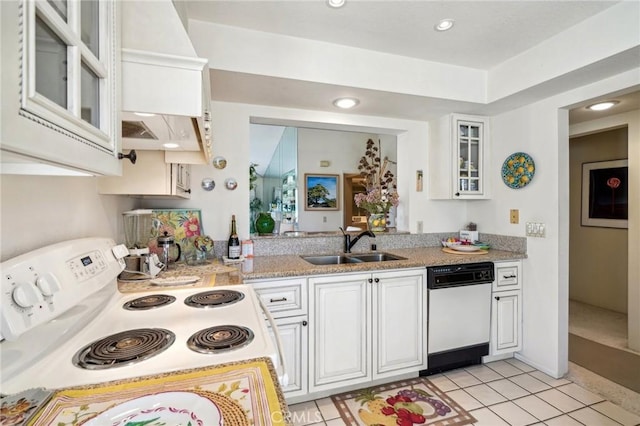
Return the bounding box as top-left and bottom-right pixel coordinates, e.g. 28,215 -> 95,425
163,143 -> 179,149
327,0 -> 345,8
333,97 -> 359,109
134,112 -> 156,117
435,19 -> 455,32
587,101 -> 619,111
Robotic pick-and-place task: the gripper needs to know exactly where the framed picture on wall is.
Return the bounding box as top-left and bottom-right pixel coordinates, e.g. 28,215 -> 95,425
581,159 -> 628,228
305,174 -> 340,211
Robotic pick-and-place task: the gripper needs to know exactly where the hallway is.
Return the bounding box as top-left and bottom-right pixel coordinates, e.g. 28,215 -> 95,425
569,300 -> 640,407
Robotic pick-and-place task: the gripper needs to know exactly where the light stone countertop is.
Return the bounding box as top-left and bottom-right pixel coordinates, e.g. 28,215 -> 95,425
241,247 -> 526,281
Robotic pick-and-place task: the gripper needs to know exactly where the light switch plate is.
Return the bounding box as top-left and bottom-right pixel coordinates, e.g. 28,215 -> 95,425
526,222 -> 546,237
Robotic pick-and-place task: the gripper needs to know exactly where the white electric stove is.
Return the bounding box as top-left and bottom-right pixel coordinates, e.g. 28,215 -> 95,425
0,238 -> 282,395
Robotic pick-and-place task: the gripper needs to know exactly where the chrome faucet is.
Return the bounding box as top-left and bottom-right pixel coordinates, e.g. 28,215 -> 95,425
339,227 -> 375,253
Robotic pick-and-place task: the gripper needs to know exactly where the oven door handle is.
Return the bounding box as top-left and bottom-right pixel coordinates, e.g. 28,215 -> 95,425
258,297 -> 289,388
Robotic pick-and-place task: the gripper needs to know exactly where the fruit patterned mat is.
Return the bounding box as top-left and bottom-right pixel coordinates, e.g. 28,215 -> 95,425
331,377 -> 476,426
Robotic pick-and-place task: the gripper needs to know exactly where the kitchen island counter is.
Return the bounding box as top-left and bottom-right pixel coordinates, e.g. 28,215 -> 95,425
241,246 -> 526,280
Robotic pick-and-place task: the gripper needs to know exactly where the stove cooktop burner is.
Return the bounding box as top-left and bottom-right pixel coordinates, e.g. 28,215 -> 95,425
72,328 -> 175,370
184,289 -> 245,309
187,325 -> 254,354
123,294 -> 176,310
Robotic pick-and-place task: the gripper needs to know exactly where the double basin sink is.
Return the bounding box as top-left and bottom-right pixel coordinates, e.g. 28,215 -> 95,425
302,252 -> 406,265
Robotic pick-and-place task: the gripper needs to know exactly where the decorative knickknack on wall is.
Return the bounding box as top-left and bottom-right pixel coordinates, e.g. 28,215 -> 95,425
501,152 -> 536,189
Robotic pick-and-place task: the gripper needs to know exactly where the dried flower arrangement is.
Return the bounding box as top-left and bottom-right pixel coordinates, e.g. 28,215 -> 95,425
354,138 -> 399,214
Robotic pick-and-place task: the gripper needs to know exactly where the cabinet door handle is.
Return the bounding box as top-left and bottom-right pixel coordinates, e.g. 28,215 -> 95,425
374,278 -> 380,283
368,278 -> 373,283
302,320 -> 308,326
455,192 -> 460,197
118,150 -> 137,164
269,297 -> 288,303
495,296 -> 500,301
503,274 -> 516,279
185,188 -> 192,194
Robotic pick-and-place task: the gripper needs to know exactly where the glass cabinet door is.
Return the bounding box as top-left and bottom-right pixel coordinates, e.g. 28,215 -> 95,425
457,120 -> 483,195
23,0 -> 116,148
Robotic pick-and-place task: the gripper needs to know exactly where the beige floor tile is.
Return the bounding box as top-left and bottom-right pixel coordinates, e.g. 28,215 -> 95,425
488,378 -> 530,400
469,407 -> 510,425
465,384 -> 508,406
325,419 -> 345,426
543,414 -> 585,426
529,370 -> 571,387
505,358 -> 536,373
489,401 -> 539,426
289,401 -> 324,426
509,374 -> 552,393
447,389 -> 484,411
513,395 -> 563,421
429,373 -> 460,392
557,383 -> 606,405
487,360 -> 527,377
315,397 -> 341,421
569,407 -> 624,426
591,401 -> 640,426
535,388 -> 584,413
466,364 -> 505,383
445,369 -> 483,388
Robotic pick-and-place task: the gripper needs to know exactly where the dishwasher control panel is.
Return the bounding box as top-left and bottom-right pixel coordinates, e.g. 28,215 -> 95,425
427,262 -> 494,288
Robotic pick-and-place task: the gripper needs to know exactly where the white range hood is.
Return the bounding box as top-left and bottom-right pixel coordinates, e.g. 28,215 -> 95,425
121,0 -> 211,162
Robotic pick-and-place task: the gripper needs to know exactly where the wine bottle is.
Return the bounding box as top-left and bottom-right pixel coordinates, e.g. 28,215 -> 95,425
228,215 -> 241,259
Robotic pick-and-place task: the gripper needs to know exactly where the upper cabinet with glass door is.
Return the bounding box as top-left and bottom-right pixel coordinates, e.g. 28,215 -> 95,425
1,0 -> 121,176
429,114 -> 490,199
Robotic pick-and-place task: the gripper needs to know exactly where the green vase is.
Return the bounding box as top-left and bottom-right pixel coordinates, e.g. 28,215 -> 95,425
255,212 -> 275,234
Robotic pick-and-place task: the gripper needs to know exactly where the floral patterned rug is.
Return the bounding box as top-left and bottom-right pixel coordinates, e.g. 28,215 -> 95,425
331,377 -> 476,426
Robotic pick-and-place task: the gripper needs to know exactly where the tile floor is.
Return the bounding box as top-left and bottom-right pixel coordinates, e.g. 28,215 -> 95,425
288,358 -> 640,426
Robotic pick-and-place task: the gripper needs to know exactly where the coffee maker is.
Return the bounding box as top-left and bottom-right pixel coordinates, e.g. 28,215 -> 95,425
121,209 -> 164,279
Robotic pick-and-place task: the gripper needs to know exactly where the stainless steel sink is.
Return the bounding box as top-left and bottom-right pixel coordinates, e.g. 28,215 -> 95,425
301,252 -> 406,265
349,253 -> 406,262
302,255 -> 363,265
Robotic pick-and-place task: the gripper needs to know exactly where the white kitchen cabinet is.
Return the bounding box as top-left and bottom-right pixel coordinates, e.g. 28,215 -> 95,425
489,261 -> 523,356
1,0 -> 122,176
429,113 -> 490,199
97,151 -> 191,199
250,277 -> 308,400
309,268 -> 427,393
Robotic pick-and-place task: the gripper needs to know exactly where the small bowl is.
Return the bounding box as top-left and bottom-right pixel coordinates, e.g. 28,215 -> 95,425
442,240 -> 462,248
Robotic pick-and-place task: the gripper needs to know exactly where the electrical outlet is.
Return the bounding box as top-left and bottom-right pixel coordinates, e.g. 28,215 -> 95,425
323,216 -> 327,223
417,221 -> 423,233
526,222 -> 546,237
510,209 -> 519,224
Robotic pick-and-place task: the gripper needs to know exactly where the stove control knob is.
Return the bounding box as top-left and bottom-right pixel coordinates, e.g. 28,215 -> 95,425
36,272 -> 62,297
12,282 -> 40,308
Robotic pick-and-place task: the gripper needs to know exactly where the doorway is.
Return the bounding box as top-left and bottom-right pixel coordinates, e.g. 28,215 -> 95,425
568,126 -> 639,393
343,173 -> 368,229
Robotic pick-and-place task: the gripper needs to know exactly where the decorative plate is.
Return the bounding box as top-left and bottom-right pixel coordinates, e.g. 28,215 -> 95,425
225,178 -> 238,190
501,152 -> 535,189
450,245 -> 482,252
201,178 -> 215,191
212,156 -> 227,169
84,391 -> 222,426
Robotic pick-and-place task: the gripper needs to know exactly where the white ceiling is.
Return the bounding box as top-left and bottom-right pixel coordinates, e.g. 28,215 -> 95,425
185,1 -> 617,70
183,0 -> 638,122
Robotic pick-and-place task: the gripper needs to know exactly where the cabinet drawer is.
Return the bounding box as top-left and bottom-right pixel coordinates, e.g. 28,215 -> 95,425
494,262 -> 521,291
251,278 -> 307,318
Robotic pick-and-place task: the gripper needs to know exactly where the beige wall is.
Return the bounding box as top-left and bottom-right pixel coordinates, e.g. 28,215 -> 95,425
569,127 -> 628,313
0,175 -> 135,261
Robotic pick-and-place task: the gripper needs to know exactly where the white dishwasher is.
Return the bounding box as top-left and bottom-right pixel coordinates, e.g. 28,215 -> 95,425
421,262 -> 494,375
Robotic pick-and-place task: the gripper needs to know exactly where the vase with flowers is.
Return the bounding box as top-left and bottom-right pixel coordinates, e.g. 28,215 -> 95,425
354,138 -> 399,232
